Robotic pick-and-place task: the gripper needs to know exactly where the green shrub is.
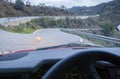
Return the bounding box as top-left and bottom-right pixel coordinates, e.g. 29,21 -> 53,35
14,0 -> 25,10
100,22 -> 115,36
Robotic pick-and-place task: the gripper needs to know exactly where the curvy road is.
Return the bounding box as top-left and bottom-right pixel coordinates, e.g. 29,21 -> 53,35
0,28 -> 94,54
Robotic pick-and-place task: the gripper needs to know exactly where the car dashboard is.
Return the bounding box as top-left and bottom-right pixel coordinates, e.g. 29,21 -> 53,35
0,47 -> 120,79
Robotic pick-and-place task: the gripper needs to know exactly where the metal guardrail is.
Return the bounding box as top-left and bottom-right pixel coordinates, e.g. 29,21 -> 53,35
0,15 -> 99,27
0,16 -> 40,26
62,29 -> 120,45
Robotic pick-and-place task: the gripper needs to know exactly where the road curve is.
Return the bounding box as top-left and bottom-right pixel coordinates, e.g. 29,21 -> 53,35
0,28 -> 83,52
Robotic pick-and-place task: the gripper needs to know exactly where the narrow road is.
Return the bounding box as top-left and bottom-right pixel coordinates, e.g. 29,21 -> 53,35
0,29 -> 86,53
0,16 -> 39,27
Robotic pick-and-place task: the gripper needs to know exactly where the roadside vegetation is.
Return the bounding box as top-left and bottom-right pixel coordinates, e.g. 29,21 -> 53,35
0,22 -> 42,34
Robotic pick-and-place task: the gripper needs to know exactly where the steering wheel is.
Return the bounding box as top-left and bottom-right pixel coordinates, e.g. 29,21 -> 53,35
42,49 -> 120,79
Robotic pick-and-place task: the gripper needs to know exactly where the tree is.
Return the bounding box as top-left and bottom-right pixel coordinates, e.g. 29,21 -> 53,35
14,0 -> 24,10
60,5 -> 66,10
100,22 -> 114,36
26,0 -> 31,6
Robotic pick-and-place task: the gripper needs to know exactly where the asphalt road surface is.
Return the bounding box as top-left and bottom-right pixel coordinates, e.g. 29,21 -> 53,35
0,29 -> 90,53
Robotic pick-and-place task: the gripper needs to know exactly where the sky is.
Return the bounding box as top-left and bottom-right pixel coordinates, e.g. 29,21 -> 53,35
23,0 -> 113,8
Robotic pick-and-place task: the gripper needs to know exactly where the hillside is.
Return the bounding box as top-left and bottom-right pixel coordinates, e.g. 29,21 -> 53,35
69,0 -> 120,26
68,3 -> 107,15
100,0 -> 120,25
0,0 -> 73,17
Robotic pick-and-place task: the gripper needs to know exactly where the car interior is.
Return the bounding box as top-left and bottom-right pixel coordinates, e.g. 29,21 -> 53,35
0,0 -> 120,79
0,47 -> 120,79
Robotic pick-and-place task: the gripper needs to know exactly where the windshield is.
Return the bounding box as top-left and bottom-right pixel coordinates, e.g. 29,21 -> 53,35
0,0 -> 120,54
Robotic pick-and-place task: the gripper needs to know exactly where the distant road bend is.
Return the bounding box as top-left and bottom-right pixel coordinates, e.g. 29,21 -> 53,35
0,16 -> 39,27
0,15 -> 99,27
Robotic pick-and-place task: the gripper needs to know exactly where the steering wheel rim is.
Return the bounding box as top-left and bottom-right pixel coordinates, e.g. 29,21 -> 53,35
42,50 -> 120,79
